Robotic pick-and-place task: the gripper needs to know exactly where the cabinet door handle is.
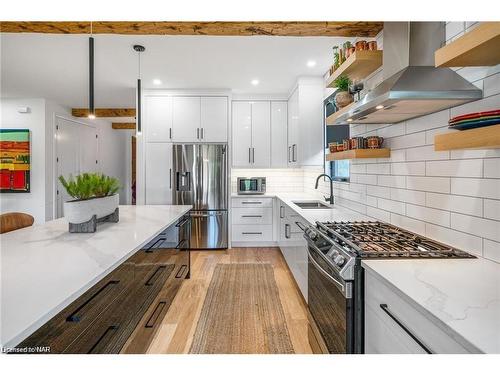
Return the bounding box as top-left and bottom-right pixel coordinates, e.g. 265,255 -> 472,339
169,128 -> 172,139
145,301 -> 167,328
285,223 -> 291,239
288,146 -> 291,163
252,148 -> 255,163
145,265 -> 166,286
248,148 -> 251,163
88,325 -> 119,354
197,128 -> 200,139
169,168 -> 172,189
379,304 -> 432,354
292,144 -> 297,162
242,232 -> 263,235
66,280 -> 119,322
241,201 -> 262,204
241,215 -> 262,218
280,206 -> 285,218
201,127 -> 204,139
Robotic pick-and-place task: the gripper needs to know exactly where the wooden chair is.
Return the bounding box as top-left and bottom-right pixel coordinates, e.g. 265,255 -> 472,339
0,212 -> 35,234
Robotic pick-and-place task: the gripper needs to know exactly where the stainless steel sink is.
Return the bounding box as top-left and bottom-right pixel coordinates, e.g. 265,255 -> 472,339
292,201 -> 332,209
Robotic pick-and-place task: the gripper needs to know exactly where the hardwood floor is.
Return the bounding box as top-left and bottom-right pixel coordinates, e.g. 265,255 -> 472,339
145,247 -> 312,354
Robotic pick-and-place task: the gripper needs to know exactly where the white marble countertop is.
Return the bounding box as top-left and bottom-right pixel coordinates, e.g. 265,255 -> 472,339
362,258 -> 500,353
0,204 -> 191,348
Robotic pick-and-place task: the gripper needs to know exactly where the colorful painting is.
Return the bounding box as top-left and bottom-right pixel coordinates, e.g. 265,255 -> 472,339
0,129 -> 30,193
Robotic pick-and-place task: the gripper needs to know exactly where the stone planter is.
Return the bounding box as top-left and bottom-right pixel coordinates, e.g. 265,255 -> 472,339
335,91 -> 354,108
64,194 -> 119,232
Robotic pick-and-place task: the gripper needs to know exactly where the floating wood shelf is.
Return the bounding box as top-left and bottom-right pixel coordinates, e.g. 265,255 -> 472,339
435,22 -> 500,67
326,148 -> 391,161
326,102 -> 355,125
326,50 -> 383,87
434,124 -> 500,151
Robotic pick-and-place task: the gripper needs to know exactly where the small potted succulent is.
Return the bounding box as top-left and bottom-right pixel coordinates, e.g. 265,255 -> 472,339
333,75 -> 353,108
59,173 -> 121,232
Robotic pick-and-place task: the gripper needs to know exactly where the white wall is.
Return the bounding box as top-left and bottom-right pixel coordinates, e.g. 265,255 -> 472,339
1,98 -> 132,223
0,98 -> 47,223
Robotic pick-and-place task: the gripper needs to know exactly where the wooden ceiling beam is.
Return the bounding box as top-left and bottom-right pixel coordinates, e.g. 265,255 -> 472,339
0,21 -> 383,37
72,108 -> 136,117
112,122 -> 136,130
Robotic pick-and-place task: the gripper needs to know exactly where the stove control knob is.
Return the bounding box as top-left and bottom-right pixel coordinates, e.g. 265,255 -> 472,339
334,255 -> 346,266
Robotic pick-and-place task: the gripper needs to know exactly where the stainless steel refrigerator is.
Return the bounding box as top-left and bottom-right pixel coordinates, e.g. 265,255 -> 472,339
172,144 -> 228,249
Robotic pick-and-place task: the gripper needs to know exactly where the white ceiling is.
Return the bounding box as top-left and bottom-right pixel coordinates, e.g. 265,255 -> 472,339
0,33 -> 350,108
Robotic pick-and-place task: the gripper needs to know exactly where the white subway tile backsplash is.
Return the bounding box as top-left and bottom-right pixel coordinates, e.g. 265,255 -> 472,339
377,198 -> 405,215
484,158 -> 500,178
390,188 -> 426,205
425,223 -> 483,256
377,123 -> 406,138
406,204 -> 451,226
405,110 -> 449,134
378,175 -> 406,188
484,199 -> 500,221
451,178 -> 500,199
425,126 -> 454,145
426,193 -> 483,217
390,214 -> 426,236
451,213 -> 500,242
356,174 -> 378,185
406,145 -> 450,161
367,185 -> 391,199
388,149 -> 406,162
366,206 -> 391,222
426,159 -> 483,177
406,176 -> 450,193
350,164 -> 366,174
367,163 -> 391,175
391,162 -> 425,176
450,149 -> 500,159
389,132 -> 426,150
366,195 -> 378,207
483,239 -> 500,262
484,72 -> 500,97
450,93 -> 500,118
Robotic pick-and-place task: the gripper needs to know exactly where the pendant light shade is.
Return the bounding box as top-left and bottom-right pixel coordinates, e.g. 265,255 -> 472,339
88,36 -> 95,119
133,45 -> 145,135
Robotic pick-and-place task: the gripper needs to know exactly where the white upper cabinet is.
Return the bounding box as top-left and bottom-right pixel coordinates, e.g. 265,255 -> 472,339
145,143 -> 173,204
287,88 -> 299,166
172,96 -> 201,142
232,101 -> 253,167
145,96 -> 173,142
271,101 -> 288,168
200,97 -> 228,142
251,101 -> 271,168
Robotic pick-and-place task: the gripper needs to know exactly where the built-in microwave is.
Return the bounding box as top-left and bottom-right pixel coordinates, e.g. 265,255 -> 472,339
237,177 -> 266,195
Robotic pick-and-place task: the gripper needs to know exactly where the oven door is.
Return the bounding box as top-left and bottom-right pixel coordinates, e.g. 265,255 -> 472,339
307,240 -> 354,354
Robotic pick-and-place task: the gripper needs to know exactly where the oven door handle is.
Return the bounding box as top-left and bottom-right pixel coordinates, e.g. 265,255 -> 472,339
307,246 -> 351,298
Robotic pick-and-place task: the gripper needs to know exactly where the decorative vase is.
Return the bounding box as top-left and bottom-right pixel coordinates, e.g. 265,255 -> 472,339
335,91 -> 354,108
63,194 -> 119,232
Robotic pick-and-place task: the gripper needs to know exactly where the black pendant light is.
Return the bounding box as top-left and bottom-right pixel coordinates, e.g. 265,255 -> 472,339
133,45 -> 145,134
88,23 -> 95,119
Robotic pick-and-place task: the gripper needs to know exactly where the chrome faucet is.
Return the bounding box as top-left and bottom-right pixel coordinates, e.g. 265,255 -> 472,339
315,174 -> 334,205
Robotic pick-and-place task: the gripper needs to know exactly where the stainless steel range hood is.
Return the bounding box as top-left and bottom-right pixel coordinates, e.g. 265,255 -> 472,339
334,22 -> 482,125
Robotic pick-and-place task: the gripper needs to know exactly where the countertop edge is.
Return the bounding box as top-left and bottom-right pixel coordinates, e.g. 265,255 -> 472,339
361,260 -> 483,354
4,205 -> 192,348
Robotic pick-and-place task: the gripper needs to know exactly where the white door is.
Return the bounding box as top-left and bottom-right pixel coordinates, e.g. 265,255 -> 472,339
145,143 -> 173,204
288,88 -> 299,166
145,96 -> 173,142
172,96 -> 201,142
251,101 -> 271,168
200,97 -> 228,142
231,101 -> 252,167
270,101 -> 288,168
55,118 -> 98,218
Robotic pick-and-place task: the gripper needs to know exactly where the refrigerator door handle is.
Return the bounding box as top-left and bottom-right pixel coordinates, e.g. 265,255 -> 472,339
197,128 -> 200,139
169,168 -> 172,189
248,147 -> 251,163
201,128 -> 204,139
252,148 -> 255,163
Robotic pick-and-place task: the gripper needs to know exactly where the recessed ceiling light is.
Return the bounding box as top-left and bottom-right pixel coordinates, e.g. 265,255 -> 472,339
347,118 -> 353,122
376,105 -> 384,110
307,60 -> 317,67
88,114 -> 96,120
153,79 -> 162,85
251,79 -> 259,86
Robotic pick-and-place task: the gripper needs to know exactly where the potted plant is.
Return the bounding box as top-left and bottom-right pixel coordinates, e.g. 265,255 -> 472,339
59,173 -> 121,231
333,75 -> 353,108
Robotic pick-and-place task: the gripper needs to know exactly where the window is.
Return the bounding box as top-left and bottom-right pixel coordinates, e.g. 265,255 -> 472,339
324,111 -> 350,182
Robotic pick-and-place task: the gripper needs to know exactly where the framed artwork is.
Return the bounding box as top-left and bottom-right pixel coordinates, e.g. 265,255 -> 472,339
0,129 -> 30,193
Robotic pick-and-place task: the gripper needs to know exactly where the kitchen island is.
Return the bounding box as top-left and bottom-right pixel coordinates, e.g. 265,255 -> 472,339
0,204 -> 191,349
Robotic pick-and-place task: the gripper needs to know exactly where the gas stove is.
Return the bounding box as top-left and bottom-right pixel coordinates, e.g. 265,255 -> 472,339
318,221 -> 476,259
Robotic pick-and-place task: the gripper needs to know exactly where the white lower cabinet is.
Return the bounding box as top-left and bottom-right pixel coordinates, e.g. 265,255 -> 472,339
231,197 -> 274,245
278,199 -> 308,301
364,269 -> 474,354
